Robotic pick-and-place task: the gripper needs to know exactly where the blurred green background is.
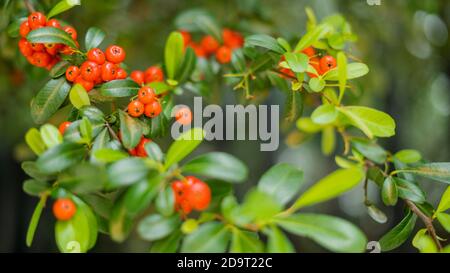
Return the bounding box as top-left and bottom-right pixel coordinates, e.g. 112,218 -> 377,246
0,0 -> 448,252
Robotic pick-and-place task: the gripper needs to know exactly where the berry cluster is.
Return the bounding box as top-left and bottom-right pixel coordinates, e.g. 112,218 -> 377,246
127,86 -> 162,118
128,136 -> 151,157
53,198 -> 76,221
279,46 -> 337,78
65,46 -> 127,91
180,28 -> 244,64
171,176 -> 211,215
18,12 -> 79,70
130,66 -> 164,86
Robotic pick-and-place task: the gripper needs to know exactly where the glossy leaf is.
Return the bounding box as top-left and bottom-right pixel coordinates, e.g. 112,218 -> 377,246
245,34 -> 286,54
182,152 -> 248,183
26,196 -> 46,247
119,110 -> 143,149
266,226 -> 295,253
36,142 -> 86,174
293,167 -> 364,209
181,222 -> 231,253
258,163 -> 304,206
84,27 -> 105,50
394,177 -> 426,203
106,158 -> 149,189
323,63 -> 369,80
165,31 -> 184,79
69,84 -> 90,109
294,24 -> 330,51
230,229 -> 263,253
394,149 -> 422,164
394,162 -> 450,184
27,27 -> 77,48
138,214 -> 180,241
31,78 -> 71,124
100,79 -> 140,97
155,187 -> 175,216
381,177 -> 398,206
311,104 -> 338,125
164,128 -> 204,169
47,0 -> 81,18
436,186 -> 450,213
284,52 -> 308,73
150,230 -> 182,253
275,213 -> 367,253
379,211 -> 417,251
367,204 -> 387,224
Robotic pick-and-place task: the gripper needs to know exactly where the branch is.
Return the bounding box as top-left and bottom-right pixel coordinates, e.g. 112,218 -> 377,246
24,0 -> 35,13
405,200 -> 443,251
105,122 -> 120,142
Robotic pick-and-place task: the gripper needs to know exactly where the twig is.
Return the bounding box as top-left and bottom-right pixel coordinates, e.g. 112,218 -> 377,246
105,122 -> 120,142
24,0 -> 35,13
405,200 -> 442,251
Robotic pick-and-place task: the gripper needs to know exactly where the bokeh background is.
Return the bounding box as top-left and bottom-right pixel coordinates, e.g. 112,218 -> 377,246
0,0 -> 449,252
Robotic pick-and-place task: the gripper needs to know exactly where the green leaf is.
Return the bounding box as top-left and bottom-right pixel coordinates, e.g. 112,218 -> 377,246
106,158 -> 149,189
69,84 -> 90,109
119,110 -> 143,149
148,81 -> 172,95
26,196 -> 47,247
277,37 -> 291,52
150,230 -> 182,253
436,212 -> 450,232
181,222 -> 231,253
311,104 -> 338,125
27,27 -> 77,49
245,34 -> 286,54
40,124 -> 62,149
351,139 -> 387,164
379,211 -> 417,252
294,24 -> 331,52
309,77 -> 325,92
164,128 -> 204,169
394,149 -> 422,164
79,105 -> 105,123
79,117 -> 93,142
155,187 -> 175,216
393,177 -> 426,203
293,167 -> 364,209
337,106 -> 396,138
323,63 -> 369,81
297,117 -> 322,133
25,128 -> 46,155
49,61 -> 70,78
36,142 -> 86,174
381,177 -> 398,206
58,163 -> 107,193
367,204 -> 387,224
6,17 -> 26,38
138,214 -> 180,241
84,27 -> 105,50
31,78 -> 71,124
55,200 -> 95,253
240,189 -> 283,224
182,152 -> 248,183
266,226 -> 295,253
257,163 -> 304,206
123,174 -> 162,217
47,0 -> 81,19
175,9 -> 222,41
436,186 -> 450,213
321,126 -> 335,156
21,161 -> 54,182
144,141 -> 164,162
275,213 -> 367,253
176,46 -> 197,83
93,148 -> 128,163
412,229 -> 438,253
337,51 -> 347,101
23,179 -> 49,197
284,52 -> 308,73
394,163 -> 450,184
230,229 -> 263,253
165,31 -> 184,79
100,79 -> 140,97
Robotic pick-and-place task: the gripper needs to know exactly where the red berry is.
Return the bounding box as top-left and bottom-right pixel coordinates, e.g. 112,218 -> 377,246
116,68 -> 127,79
184,176 -> 211,211
63,26 -> 77,40
18,38 -> 33,57
60,45 -> 75,55
46,57 -> 59,70
87,48 -> 106,65
144,66 -> 164,83
144,100 -> 162,118
101,62 -> 117,82
58,121 -> 71,135
128,100 -> 145,117
74,76 -> 94,92
28,12 -> 46,30
215,46 -> 232,64
319,55 -> 337,73
308,57 -> 322,78
222,29 -> 244,49
53,198 -> 76,221
80,61 -> 101,82
30,42 -> 45,52
45,43 -> 60,55
179,30 -> 191,46
188,42 -> 206,57
137,86 -> 156,104
105,45 -> 126,64
46,19 -> 61,28
136,137 -> 151,157
65,66 -> 80,82
31,51 -> 51,67
175,106 -> 192,125
200,35 -> 220,55
130,70 -> 145,85
19,20 -> 31,38
128,148 -> 137,156
302,46 -> 316,58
